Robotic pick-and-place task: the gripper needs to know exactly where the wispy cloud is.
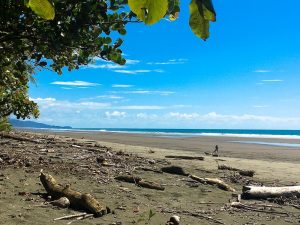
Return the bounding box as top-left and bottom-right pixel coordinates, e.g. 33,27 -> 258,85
105,111 -> 126,118
113,69 -> 163,74
117,105 -> 165,110
30,97 -> 110,110
147,58 -> 188,65
51,81 -> 101,87
261,79 -> 283,82
126,59 -> 140,65
112,84 -> 134,88
86,64 -> 124,69
112,90 -> 175,96
167,112 -> 300,124
253,70 -> 271,73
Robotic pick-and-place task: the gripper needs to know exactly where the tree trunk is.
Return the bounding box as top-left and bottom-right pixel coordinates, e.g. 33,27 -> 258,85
40,172 -> 109,217
242,185 -> 300,199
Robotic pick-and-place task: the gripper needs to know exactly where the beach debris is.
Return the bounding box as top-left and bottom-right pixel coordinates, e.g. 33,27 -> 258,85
242,185 -> 300,199
165,155 -> 204,160
50,197 -> 70,208
115,175 -> 165,191
204,152 -> 218,157
161,208 -> 225,225
161,166 -> 188,176
40,171 -> 110,217
189,174 -> 236,192
137,166 -> 163,174
230,201 -> 289,216
218,164 -> 255,177
53,212 -> 94,224
166,215 -> 180,225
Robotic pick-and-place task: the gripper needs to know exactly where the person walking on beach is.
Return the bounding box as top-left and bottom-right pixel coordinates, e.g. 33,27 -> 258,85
212,145 -> 219,155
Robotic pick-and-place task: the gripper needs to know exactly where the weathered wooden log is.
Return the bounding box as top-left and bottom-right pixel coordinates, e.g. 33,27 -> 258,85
165,155 -> 204,160
161,166 -> 189,176
40,172 -> 109,217
189,174 -> 236,192
242,185 -> 300,199
218,164 -> 255,177
114,175 -> 165,191
0,132 -> 41,143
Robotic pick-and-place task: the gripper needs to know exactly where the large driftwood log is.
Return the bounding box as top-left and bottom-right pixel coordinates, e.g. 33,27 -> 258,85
165,155 -> 204,160
0,132 -> 41,143
40,172 -> 109,217
242,185 -> 300,199
115,175 -> 165,191
218,164 -> 255,177
189,174 -> 236,192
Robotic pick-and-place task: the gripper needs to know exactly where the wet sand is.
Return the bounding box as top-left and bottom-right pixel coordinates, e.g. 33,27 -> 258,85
39,130 -> 300,163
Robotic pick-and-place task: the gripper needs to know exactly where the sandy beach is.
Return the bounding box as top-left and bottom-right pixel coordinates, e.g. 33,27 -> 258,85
0,130 -> 299,224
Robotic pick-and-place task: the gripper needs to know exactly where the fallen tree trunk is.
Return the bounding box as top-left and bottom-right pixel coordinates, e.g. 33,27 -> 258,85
40,171 -> 109,217
242,186 -> 300,199
115,175 -> 165,191
165,155 -> 204,160
189,174 -> 236,192
0,132 -> 41,143
218,164 -> 255,177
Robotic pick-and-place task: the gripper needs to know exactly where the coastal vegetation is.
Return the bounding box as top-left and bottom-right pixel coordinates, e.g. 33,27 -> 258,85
0,0 -> 216,130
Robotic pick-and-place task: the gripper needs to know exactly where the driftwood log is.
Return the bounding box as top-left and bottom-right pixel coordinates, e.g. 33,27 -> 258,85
115,175 -> 165,191
218,164 -> 255,177
242,185 -> 300,199
165,155 -> 204,160
40,172 -> 109,217
189,174 -> 236,192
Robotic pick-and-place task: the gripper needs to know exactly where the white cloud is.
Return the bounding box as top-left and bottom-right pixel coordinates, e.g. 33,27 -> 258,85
168,112 -> 199,120
118,105 -> 165,110
30,97 -> 110,110
112,84 -> 134,88
252,105 -> 269,108
136,113 -> 158,120
147,59 -> 188,65
261,79 -> 283,82
167,111 -> 300,124
126,59 -> 140,64
86,64 -> 124,69
253,70 -> 271,73
113,69 -> 164,74
114,90 -> 175,96
105,111 -> 126,118
51,81 -> 101,87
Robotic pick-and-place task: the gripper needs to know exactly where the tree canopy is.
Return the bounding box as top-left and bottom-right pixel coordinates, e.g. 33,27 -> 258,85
0,0 -> 216,130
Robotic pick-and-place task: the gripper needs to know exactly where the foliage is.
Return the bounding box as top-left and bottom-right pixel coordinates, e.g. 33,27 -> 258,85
0,0 -> 216,122
25,0 -> 55,20
133,209 -> 157,224
0,117 -> 12,132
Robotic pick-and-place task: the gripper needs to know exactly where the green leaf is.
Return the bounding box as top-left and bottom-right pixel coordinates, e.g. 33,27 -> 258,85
128,0 -> 168,25
27,0 -> 55,20
189,0 -> 216,40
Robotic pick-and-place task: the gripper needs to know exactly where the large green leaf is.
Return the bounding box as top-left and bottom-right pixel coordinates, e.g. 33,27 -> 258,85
128,0 -> 168,25
189,0 -> 216,40
27,0 -> 55,20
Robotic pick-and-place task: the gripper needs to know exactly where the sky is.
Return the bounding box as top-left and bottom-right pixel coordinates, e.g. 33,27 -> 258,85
29,0 -> 300,129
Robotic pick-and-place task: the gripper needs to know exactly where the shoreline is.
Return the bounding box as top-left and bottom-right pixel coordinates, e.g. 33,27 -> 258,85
29,129 -> 300,163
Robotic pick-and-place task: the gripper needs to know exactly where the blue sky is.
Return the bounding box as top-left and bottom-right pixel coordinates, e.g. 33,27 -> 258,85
29,0 -> 300,129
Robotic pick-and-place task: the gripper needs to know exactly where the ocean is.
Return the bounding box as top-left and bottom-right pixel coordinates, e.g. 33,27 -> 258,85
69,128 -> 300,138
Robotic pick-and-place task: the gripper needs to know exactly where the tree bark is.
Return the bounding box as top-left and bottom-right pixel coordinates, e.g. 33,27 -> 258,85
189,174 -> 236,192
40,172 -> 109,217
242,185 -> 300,199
